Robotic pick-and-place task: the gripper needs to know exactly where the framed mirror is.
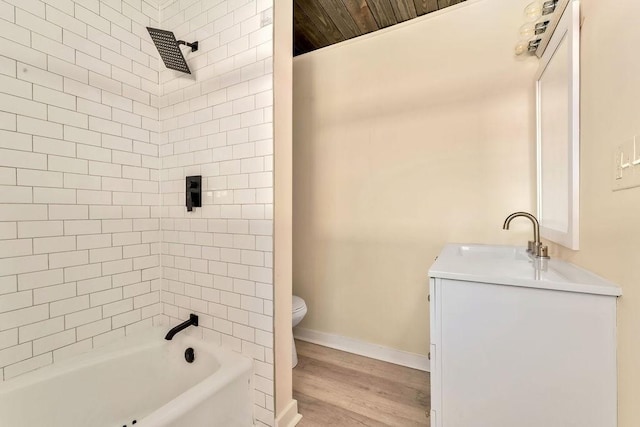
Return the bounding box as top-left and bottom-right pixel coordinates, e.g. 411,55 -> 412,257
535,0 -> 580,250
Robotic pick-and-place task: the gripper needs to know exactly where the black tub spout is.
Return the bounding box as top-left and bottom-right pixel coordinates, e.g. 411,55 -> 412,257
165,314 -> 199,340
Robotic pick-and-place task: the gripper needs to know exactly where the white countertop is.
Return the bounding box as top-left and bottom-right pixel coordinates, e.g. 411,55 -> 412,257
428,244 -> 622,297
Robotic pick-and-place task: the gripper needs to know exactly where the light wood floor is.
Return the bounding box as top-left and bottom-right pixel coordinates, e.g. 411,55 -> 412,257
293,340 -> 430,426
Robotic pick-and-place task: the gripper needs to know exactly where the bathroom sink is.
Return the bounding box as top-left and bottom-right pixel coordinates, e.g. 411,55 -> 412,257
457,244 -> 530,261
430,244 -> 622,297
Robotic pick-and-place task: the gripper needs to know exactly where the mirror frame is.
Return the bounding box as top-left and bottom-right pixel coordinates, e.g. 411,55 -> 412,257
535,0 -> 580,250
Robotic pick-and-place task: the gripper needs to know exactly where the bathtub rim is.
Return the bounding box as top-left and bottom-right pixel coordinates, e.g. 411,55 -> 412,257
136,347 -> 253,427
0,327 -> 253,396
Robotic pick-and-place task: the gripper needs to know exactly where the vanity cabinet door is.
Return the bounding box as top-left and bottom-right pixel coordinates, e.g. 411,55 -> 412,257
438,278 -> 617,427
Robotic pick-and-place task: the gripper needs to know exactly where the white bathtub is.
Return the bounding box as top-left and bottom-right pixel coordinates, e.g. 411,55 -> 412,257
0,328 -> 253,427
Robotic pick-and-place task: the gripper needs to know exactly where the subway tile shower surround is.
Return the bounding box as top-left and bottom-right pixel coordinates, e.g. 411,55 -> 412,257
0,0 -> 274,425
159,0 -> 274,425
0,0 -> 163,383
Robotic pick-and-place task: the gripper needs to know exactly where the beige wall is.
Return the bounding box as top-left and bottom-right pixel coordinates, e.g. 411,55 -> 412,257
550,0 -> 640,424
292,0 -> 538,356
289,0 -> 640,423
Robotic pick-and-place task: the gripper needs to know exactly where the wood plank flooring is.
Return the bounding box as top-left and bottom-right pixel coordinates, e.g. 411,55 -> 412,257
293,340 -> 430,426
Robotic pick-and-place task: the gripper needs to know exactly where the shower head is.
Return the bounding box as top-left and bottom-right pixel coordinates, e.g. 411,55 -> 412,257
146,27 -> 198,74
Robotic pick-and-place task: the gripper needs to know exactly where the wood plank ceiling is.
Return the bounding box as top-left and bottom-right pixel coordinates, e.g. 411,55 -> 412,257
294,0 -> 467,55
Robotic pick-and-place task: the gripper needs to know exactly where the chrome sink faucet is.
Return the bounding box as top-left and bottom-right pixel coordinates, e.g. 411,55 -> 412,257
503,212 -> 549,259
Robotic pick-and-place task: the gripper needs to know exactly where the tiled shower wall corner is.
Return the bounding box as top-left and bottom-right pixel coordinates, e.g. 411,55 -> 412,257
158,0 -> 274,425
0,1 -> 162,381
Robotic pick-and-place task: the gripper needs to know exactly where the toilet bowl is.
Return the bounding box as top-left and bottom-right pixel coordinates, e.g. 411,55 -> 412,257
292,295 -> 307,368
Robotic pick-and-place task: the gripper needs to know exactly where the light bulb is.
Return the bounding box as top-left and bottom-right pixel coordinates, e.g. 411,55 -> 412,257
519,23 -> 536,39
515,41 -> 529,56
524,1 -> 543,22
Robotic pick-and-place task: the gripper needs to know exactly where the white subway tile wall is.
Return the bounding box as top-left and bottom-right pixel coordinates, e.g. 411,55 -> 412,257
158,0 -> 274,425
0,0 -> 274,425
0,0 -> 163,383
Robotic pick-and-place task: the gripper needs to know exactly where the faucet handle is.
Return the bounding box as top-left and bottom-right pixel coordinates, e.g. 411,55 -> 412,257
535,243 -> 550,259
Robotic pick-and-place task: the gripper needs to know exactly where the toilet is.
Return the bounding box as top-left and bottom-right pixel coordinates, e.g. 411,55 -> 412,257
292,295 -> 308,368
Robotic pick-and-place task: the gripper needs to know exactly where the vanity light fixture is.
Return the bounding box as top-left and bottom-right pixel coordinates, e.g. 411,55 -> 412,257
520,20 -> 551,39
524,0 -> 558,21
515,0 -> 561,56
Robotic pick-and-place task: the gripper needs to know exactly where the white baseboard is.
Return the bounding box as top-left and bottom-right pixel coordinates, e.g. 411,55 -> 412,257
275,399 -> 302,427
293,327 -> 430,372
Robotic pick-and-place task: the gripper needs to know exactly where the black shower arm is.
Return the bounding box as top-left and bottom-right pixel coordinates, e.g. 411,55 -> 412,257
177,40 -> 199,52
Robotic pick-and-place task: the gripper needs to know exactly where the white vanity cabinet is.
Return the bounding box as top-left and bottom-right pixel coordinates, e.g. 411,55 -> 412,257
428,244 -> 621,427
